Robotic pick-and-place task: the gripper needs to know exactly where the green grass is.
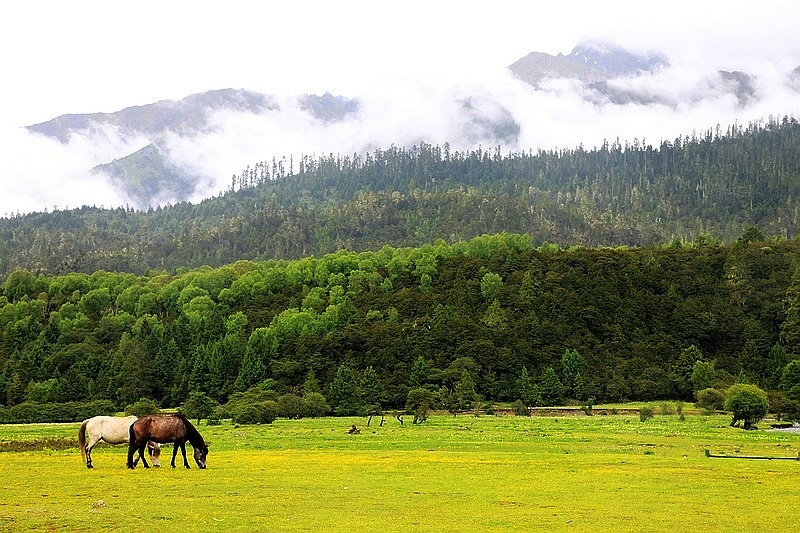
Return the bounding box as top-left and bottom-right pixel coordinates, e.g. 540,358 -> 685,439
2,413 -> 800,532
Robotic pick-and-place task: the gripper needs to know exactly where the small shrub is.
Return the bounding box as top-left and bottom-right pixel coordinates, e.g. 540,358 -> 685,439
233,400 -> 279,425
125,398 -> 160,417
659,402 -> 674,415
301,392 -> 330,418
512,399 -> 528,416
180,391 -> 218,424
695,388 -> 725,411
278,393 -> 304,419
73,400 -> 117,421
582,396 -> 595,416
639,405 -> 654,422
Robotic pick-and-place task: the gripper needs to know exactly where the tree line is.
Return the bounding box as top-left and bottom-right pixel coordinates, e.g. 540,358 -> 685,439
3,233 -> 800,420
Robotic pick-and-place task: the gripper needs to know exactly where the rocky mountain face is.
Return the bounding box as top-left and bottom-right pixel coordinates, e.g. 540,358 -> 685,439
509,40 -> 766,107
509,41 -> 669,85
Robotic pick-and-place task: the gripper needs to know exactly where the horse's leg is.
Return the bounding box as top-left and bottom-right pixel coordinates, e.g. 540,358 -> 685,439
127,440 -> 137,469
171,444 -> 179,468
180,442 -> 190,469
85,435 -> 100,469
138,443 -> 150,468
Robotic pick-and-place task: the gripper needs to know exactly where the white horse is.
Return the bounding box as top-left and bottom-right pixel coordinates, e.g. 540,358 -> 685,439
78,415 -> 161,468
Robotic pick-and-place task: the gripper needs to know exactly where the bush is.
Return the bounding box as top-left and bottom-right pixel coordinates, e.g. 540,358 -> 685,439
124,398 -> 160,417
180,391 -> 218,423
639,405 -> 654,422
73,400 -> 118,421
278,393 -> 304,418
232,400 -> 279,425
301,392 -> 330,418
406,387 -> 439,424
512,399 -> 529,416
0,400 -> 117,424
217,387 -> 279,420
695,388 -> 725,412
725,383 -> 768,429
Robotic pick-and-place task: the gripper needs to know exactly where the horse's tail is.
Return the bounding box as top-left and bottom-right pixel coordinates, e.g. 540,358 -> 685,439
78,419 -> 89,463
129,420 -> 137,446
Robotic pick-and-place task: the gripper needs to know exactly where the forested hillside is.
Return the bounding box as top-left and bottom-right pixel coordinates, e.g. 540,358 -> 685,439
3,234 -> 800,416
1,116 -> 799,280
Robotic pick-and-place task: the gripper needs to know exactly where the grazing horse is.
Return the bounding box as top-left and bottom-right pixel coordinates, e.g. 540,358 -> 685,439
78,415 -> 161,469
128,414 -> 208,469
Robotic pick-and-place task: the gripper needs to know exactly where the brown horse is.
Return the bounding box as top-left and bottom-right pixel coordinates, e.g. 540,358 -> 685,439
127,414 -> 208,469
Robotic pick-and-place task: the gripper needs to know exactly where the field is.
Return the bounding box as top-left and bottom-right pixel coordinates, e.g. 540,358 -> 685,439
1,411 -> 800,532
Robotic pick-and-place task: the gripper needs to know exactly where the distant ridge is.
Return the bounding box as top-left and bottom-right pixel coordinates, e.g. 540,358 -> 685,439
509,40 -> 763,108
509,41 -> 668,86
27,88 -> 280,143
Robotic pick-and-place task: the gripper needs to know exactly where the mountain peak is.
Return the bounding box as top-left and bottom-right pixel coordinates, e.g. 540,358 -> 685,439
509,40 -> 669,87
567,40 -> 669,75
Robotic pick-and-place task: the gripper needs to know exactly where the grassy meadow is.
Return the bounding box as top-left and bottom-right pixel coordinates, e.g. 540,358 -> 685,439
1,410 -> 800,532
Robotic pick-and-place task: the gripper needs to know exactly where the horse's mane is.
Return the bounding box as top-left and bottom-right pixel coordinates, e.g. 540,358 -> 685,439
176,413 -> 205,448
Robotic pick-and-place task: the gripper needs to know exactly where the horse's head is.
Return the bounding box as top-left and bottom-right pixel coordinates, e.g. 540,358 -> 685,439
147,441 -> 161,468
193,444 -> 209,469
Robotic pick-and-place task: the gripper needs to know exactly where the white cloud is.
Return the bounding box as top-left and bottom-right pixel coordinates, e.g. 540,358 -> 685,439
1,1 -> 799,215
0,125 -> 151,216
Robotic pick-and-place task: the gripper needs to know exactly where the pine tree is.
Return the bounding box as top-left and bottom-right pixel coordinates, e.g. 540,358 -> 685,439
516,366 -> 540,407
409,355 -> 430,388
360,366 -> 381,408
561,349 -> 583,398
539,367 -> 564,406
328,364 -> 360,416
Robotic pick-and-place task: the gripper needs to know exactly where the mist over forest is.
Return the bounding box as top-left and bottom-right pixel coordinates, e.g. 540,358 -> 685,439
4,40 -> 799,216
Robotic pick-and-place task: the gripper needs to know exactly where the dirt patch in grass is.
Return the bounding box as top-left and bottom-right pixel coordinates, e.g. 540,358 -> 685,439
0,437 -> 77,452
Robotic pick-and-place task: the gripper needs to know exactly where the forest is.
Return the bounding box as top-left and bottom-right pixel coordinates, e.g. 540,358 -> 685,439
3,232 -> 800,419
2,116 -> 800,420
1,116 -> 799,279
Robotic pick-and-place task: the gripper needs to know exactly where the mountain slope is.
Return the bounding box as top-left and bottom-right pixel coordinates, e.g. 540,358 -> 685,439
17,40 -> 798,216
1,116 -> 799,280
27,88 -> 280,142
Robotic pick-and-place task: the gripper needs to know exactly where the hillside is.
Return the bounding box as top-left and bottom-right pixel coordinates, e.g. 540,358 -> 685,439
2,233 -> 800,412
1,116 -> 799,280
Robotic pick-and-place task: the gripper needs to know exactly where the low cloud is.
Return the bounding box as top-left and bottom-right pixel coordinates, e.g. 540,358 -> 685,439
0,125 -> 151,216
2,51 -> 799,216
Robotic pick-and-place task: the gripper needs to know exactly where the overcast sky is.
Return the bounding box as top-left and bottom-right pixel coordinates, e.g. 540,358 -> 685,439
1,0 -> 799,216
